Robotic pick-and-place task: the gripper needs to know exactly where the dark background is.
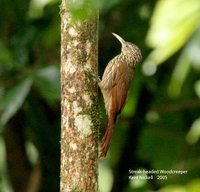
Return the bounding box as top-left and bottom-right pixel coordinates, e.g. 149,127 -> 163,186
0,0 -> 200,191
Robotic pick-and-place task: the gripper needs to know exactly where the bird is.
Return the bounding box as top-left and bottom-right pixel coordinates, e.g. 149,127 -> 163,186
99,33 -> 142,157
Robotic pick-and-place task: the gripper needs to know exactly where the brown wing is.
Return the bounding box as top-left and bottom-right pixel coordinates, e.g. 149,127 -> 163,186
100,61 -> 134,157
111,61 -> 133,117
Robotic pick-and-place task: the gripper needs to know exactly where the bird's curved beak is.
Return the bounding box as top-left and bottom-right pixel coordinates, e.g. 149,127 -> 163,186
112,33 -> 126,45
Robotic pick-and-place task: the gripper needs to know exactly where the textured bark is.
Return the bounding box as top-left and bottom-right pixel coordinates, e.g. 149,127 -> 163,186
60,0 -> 99,191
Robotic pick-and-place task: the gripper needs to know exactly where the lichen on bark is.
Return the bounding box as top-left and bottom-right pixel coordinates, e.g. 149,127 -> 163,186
60,0 -> 99,191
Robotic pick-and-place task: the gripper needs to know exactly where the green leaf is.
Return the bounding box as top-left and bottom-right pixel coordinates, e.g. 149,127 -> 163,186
186,117 -> 200,145
194,80 -> 200,98
167,50 -> 191,98
144,0 -> 200,66
168,27 -> 200,98
0,78 -> 32,128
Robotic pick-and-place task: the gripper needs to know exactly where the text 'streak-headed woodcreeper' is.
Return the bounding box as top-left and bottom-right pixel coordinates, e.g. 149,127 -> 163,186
99,33 -> 142,157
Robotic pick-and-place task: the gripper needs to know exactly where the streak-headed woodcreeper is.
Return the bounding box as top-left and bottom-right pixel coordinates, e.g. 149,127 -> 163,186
99,33 -> 142,157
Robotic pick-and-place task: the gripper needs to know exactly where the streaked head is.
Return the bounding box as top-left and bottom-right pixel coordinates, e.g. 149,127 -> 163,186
112,33 -> 142,63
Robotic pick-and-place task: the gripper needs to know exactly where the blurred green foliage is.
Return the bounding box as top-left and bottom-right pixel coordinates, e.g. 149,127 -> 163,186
0,0 -> 200,191
0,0 -> 60,191
69,0 -> 98,20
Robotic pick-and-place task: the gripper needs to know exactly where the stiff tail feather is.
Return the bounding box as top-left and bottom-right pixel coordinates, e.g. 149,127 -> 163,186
100,114 -> 116,157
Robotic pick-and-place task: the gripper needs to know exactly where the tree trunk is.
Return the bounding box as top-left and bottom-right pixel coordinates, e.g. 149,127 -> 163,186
60,0 -> 99,191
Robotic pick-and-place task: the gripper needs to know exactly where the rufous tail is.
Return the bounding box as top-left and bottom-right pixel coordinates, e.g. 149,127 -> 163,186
100,113 -> 116,157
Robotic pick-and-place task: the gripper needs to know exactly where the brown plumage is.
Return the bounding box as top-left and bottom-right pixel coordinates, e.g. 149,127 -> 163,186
99,33 -> 142,157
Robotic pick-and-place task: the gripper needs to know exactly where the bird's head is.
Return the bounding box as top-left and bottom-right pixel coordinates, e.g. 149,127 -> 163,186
112,33 -> 142,64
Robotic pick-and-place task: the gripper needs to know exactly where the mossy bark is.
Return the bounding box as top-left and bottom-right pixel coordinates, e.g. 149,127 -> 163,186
60,0 -> 99,191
